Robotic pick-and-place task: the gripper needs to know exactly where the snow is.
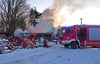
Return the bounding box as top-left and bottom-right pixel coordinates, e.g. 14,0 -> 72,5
0,42 -> 100,64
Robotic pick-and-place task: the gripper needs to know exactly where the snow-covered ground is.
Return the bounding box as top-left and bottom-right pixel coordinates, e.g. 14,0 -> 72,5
0,42 -> 100,64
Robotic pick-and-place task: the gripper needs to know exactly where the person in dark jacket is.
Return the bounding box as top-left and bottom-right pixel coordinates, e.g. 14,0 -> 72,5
43,39 -> 48,47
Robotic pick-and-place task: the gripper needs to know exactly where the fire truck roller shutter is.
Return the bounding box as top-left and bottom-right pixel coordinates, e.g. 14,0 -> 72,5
89,28 -> 100,40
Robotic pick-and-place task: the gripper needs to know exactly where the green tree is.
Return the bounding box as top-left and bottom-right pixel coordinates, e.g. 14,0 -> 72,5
29,7 -> 42,26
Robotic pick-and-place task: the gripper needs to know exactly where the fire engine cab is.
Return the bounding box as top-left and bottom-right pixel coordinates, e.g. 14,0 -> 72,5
58,25 -> 100,49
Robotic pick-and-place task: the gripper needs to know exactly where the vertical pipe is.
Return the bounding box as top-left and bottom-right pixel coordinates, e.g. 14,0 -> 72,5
80,18 -> 82,25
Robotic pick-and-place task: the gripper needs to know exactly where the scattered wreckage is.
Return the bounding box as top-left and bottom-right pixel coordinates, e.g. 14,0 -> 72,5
0,32 -> 53,54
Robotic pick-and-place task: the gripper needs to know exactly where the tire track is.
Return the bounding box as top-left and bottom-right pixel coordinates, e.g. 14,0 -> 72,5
44,56 -> 63,64
4,51 -> 49,64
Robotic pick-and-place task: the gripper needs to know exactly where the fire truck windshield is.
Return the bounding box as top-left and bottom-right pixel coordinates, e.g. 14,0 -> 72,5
57,28 -> 65,35
61,28 -> 65,34
65,28 -> 73,35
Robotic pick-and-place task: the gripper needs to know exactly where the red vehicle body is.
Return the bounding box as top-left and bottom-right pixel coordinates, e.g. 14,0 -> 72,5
58,25 -> 100,48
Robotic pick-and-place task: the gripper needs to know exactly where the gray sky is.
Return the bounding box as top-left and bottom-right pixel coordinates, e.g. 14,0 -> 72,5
27,0 -> 53,12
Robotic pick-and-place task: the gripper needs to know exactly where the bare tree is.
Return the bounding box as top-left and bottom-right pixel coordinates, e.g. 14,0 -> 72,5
0,0 -> 29,34
16,14 -> 28,30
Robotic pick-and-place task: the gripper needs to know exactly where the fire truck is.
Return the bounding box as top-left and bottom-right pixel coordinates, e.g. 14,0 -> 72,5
57,25 -> 100,49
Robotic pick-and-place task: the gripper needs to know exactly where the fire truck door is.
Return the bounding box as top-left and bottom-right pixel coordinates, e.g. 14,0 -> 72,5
78,27 -> 87,41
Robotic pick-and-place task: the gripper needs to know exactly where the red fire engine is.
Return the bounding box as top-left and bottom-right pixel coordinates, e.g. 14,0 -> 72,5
58,25 -> 100,49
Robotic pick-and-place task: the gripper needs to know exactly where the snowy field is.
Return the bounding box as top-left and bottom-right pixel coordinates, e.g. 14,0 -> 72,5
0,42 -> 100,64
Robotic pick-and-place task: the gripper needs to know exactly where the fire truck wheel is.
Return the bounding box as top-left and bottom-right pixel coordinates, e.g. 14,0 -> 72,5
71,42 -> 78,49
64,44 -> 69,48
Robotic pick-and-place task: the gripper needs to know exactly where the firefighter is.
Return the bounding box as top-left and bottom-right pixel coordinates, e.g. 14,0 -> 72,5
26,35 -> 36,48
29,35 -> 36,45
43,39 -> 48,47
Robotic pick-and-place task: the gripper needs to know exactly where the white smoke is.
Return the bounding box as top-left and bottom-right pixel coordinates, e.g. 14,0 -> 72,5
51,0 -> 100,26
28,11 -> 56,33
14,28 -> 23,37
28,0 -> 100,33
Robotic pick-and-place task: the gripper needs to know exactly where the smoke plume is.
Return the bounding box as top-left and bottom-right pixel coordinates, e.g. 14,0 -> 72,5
28,0 -> 100,33
43,0 -> 87,27
44,0 -> 100,27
